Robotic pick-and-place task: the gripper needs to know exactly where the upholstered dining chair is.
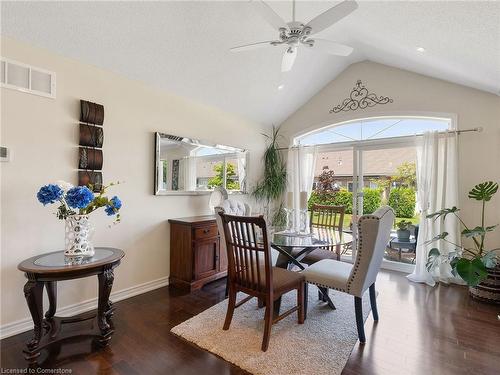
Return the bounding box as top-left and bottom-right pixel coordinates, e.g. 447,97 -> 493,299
302,206 -> 395,343
215,199 -> 251,272
218,212 -> 306,351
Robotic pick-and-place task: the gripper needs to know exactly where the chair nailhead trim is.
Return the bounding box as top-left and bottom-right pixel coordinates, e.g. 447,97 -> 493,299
306,281 -> 347,293
347,216 -> 379,293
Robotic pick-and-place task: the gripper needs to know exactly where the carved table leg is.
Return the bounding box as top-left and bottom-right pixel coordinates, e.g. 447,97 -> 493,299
23,277 -> 44,364
45,281 -> 57,319
97,267 -> 114,346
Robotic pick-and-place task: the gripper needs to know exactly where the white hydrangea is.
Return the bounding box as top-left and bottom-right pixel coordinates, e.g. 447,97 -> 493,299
55,180 -> 74,192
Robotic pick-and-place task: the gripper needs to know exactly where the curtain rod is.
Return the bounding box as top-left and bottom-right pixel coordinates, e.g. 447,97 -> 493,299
276,126 -> 483,151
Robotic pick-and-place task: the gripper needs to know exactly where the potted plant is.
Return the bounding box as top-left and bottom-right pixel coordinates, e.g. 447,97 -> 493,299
426,181 -> 499,303
252,126 -> 287,227
396,220 -> 412,241
37,181 -> 122,257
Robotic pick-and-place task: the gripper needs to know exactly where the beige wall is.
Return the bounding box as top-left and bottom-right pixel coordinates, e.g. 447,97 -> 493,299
0,37 -> 265,331
279,61 -> 500,245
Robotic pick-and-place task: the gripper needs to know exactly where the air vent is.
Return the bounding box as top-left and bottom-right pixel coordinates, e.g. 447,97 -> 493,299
0,58 -> 56,99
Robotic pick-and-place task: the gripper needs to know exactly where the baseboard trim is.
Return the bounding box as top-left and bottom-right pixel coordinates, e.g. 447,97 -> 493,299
0,276 -> 169,340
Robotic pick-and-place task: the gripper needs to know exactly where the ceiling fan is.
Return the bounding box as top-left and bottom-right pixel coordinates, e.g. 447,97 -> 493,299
230,0 -> 358,72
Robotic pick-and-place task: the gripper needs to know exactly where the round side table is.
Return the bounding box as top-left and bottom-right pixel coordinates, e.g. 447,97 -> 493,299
17,247 -> 124,365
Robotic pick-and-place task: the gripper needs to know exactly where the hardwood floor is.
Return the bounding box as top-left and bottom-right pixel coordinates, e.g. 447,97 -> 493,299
1,270 -> 499,374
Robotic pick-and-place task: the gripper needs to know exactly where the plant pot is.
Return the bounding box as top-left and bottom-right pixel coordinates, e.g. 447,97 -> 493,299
469,265 -> 500,304
396,229 -> 410,241
64,214 -> 95,257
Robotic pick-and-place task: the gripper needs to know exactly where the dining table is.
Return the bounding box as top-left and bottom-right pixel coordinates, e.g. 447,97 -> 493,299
271,227 -> 353,312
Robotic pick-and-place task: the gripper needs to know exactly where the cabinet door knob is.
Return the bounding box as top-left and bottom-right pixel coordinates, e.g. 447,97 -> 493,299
203,228 -> 210,233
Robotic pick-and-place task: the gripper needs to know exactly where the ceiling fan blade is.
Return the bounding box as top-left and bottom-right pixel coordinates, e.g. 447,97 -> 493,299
312,39 -> 353,56
230,41 -> 274,52
252,0 -> 288,31
281,47 -> 297,72
306,0 -> 358,35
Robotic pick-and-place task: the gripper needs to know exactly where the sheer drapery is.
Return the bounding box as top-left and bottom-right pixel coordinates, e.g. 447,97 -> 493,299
237,153 -> 247,192
182,156 -> 197,191
407,131 -> 460,286
286,146 -> 317,230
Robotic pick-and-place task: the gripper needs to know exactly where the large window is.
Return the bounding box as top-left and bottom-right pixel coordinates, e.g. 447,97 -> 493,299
295,116 -> 451,270
297,117 -> 450,146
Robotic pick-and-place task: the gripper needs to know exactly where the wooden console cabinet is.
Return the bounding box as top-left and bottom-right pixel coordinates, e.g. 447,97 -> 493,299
169,215 -> 227,291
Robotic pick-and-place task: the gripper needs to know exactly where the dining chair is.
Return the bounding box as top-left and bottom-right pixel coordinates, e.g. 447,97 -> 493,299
215,201 -> 278,297
298,204 -> 346,264
218,212 -> 306,351
301,206 -> 395,343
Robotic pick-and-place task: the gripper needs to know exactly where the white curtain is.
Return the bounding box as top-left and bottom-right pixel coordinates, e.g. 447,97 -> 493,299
286,146 -> 317,230
183,156 -> 197,191
237,152 -> 247,192
407,131 -> 461,286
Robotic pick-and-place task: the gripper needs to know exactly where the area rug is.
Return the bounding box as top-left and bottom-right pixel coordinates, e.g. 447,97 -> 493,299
171,286 -> 372,375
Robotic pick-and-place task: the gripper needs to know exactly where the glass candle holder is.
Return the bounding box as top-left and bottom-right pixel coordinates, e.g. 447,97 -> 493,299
285,208 -> 294,232
299,209 -> 308,233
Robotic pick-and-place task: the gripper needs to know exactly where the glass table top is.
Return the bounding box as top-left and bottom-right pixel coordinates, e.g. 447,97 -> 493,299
34,248 -> 114,267
272,227 -> 353,248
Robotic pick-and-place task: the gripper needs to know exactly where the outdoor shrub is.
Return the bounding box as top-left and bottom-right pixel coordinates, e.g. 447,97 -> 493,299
308,189 -> 353,213
388,187 -> 416,218
362,188 -> 382,214
334,189 -> 353,213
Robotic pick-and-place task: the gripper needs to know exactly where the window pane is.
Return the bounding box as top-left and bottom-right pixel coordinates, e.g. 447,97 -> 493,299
197,158 -> 223,190
225,157 -> 241,191
298,118 -> 450,145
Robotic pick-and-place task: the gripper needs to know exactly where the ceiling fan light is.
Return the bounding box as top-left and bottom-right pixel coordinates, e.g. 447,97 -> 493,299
416,46 -> 426,53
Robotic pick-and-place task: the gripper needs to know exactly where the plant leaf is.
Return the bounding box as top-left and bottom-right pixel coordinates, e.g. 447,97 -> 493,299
482,251 -> 498,268
462,226 -> 486,238
450,256 -> 460,276
468,181 -> 498,202
485,225 -> 498,232
426,248 -> 441,272
455,258 -> 488,286
424,232 -> 448,245
426,207 -> 459,221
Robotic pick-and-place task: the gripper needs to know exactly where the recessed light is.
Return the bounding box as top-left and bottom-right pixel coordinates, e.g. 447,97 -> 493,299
416,46 -> 426,53
278,84 -> 284,90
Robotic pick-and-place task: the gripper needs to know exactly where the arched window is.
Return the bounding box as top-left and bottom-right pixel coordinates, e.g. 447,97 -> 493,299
296,117 -> 450,146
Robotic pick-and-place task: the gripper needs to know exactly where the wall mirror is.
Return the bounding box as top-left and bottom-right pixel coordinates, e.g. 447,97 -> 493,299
154,132 -> 248,195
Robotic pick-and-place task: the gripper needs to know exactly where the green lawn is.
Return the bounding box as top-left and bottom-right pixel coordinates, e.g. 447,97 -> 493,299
311,212 -> 420,228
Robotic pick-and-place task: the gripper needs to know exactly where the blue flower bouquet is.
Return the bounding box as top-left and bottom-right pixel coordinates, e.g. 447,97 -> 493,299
37,181 -> 122,257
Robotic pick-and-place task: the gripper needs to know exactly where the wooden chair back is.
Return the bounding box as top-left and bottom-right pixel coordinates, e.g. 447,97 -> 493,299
218,213 -> 272,295
310,204 -> 346,232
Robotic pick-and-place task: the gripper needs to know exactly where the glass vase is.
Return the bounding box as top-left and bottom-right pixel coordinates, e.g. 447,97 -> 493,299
285,208 -> 295,233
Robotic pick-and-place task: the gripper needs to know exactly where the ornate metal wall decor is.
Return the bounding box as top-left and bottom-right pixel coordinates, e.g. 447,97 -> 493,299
329,80 -> 393,114
78,100 -> 104,191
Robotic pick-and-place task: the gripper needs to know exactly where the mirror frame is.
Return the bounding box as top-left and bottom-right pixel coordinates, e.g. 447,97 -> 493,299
154,132 -> 248,196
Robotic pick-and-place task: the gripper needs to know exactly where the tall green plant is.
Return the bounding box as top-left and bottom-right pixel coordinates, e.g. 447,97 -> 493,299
252,126 -> 287,226
426,181 -> 499,286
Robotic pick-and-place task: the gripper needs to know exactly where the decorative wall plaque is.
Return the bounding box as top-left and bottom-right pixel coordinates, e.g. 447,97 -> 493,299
78,100 -> 104,192
78,171 -> 103,191
78,147 -> 103,170
329,80 -> 393,114
80,100 -> 104,125
79,124 -> 104,148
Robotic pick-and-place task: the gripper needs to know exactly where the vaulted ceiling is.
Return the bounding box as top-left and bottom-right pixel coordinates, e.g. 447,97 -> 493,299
2,1 -> 499,126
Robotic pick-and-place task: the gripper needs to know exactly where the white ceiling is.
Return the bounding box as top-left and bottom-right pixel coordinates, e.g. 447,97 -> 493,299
1,1 -> 499,126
